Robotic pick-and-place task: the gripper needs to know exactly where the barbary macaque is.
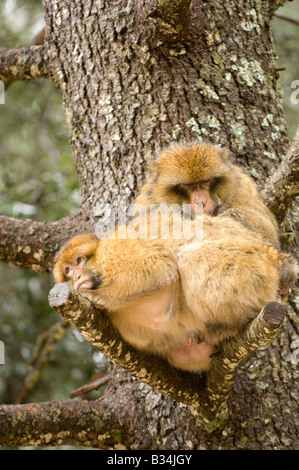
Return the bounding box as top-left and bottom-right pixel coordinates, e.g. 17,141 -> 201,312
53,212 -> 295,372
134,141 -> 280,247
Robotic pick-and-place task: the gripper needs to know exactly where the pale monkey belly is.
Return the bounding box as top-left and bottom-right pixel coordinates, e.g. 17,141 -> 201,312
129,284 -> 176,331
115,284 -> 186,349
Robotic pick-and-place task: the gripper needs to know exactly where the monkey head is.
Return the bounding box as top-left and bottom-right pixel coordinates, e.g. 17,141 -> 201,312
53,233 -> 103,292
141,142 -> 234,218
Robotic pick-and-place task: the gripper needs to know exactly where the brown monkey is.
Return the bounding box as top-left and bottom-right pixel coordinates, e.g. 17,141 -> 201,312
134,141 -> 280,247
53,212 -> 292,371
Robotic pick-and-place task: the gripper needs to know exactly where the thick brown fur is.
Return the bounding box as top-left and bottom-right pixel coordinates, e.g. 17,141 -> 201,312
53,213 -> 289,372
134,141 -> 280,247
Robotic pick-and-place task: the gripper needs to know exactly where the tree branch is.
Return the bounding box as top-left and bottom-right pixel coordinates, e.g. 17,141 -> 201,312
199,302 -> 285,426
48,283 -> 285,424
4,27 -> 46,90
0,291 -> 285,449
273,13 -> 299,26
48,282 -> 208,407
0,45 -> 48,81
0,210 -> 90,273
69,373 -> 112,398
261,125 -> 299,222
15,320 -> 69,404
0,398 -> 131,449
269,0 -> 289,14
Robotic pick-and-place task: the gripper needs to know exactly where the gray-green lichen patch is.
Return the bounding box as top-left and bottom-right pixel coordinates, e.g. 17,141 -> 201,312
186,118 -> 202,139
231,58 -> 265,87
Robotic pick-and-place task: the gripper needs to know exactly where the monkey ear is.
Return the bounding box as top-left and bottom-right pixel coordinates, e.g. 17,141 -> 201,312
219,148 -> 230,160
148,160 -> 158,170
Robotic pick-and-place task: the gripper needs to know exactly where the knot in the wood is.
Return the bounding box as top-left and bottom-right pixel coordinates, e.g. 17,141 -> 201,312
48,282 -> 71,308
262,301 -> 285,327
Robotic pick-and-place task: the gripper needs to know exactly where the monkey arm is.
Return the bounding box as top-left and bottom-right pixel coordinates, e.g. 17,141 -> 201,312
90,239 -> 180,308
217,207 -> 280,247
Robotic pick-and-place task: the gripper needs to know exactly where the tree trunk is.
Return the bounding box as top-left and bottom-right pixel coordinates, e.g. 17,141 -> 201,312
0,0 -> 298,450
43,0 -> 290,214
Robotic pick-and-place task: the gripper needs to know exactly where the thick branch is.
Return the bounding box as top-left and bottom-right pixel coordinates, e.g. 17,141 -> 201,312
261,125 -> 299,221
0,399 -> 130,449
0,45 -> 49,81
48,283 -> 285,423
0,293 -> 285,449
4,27 -> 46,90
199,302 -> 285,424
0,210 -> 89,273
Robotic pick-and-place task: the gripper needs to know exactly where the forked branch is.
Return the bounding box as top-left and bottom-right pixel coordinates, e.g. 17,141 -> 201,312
0,289 -> 285,449
48,283 -> 285,424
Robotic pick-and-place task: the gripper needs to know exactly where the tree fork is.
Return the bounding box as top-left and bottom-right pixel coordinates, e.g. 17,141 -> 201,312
48,283 -> 285,424
199,302 -> 286,426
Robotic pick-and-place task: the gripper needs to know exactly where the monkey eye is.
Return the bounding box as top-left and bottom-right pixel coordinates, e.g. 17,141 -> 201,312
181,182 -> 195,187
76,256 -> 85,265
65,266 -> 70,275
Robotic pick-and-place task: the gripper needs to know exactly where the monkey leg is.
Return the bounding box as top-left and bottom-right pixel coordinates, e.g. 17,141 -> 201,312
176,238 -> 281,344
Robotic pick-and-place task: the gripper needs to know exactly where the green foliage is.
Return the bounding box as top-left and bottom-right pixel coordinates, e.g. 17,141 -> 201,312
272,2 -> 299,141
0,1 -> 97,405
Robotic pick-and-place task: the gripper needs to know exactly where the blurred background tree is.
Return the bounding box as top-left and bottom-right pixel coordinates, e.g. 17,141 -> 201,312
0,0 -> 298,404
0,0 -> 107,405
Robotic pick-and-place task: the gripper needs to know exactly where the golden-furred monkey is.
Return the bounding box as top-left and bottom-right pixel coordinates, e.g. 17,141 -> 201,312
134,141 -> 280,247
53,212 -> 294,372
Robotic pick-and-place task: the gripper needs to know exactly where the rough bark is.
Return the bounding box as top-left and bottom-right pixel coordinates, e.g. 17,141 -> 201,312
0,210 -> 90,273
42,0 -> 290,218
0,0 -> 298,450
261,124 -> 299,222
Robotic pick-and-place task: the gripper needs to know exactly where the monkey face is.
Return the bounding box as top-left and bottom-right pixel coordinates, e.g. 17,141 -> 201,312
58,253 -> 99,291
178,180 -> 215,217
147,142 -> 230,217
53,234 -> 101,290
164,178 -> 222,218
